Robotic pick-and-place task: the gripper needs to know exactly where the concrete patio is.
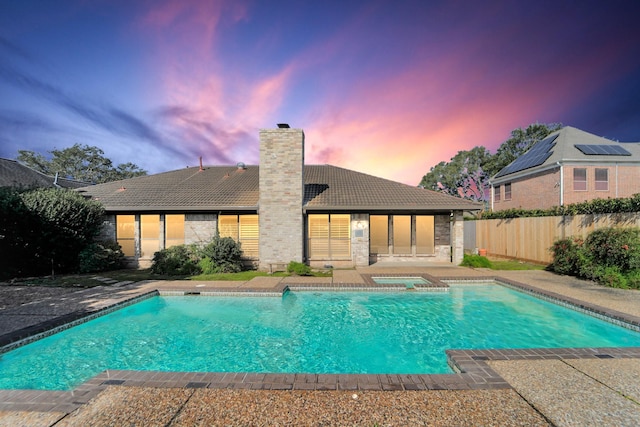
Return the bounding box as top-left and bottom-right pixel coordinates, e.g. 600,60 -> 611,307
1,266 -> 639,426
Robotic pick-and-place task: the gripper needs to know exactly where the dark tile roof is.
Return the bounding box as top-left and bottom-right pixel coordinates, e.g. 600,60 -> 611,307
77,164 -> 481,212
304,165 -> 481,211
0,158 -> 88,189
77,165 -> 259,211
492,126 -> 640,183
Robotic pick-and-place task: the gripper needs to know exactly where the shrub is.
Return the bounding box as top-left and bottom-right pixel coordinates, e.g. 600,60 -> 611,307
460,254 -> 492,268
625,270 -> 640,289
581,228 -> 640,272
0,188 -> 38,279
550,227 -> 640,289
78,241 -> 125,273
19,188 -> 104,274
198,236 -> 243,274
287,261 -> 312,276
481,193 -> 640,219
151,244 -> 201,276
596,266 -> 628,289
549,237 -> 583,276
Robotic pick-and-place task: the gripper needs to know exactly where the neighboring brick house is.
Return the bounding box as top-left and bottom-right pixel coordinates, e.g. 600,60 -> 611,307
0,158 -> 87,189
78,126 -> 480,269
490,126 -> 640,211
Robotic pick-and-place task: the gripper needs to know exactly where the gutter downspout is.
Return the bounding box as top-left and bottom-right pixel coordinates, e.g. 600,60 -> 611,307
557,162 -> 563,206
489,180 -> 494,211
615,163 -> 619,198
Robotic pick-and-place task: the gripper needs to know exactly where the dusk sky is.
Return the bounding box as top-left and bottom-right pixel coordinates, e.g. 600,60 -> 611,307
2,1 -> 640,185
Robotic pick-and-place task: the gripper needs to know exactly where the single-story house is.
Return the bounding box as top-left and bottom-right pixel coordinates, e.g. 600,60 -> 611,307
0,158 -> 87,189
490,126 -> 640,211
78,126 -> 481,269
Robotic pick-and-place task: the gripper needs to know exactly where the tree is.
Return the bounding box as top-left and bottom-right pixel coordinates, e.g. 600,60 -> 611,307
17,144 -> 147,183
419,123 -> 562,202
483,123 -> 562,177
420,146 -> 492,202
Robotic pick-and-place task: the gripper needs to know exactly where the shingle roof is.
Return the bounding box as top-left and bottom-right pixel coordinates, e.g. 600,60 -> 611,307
77,164 -> 481,212
0,158 -> 88,189
77,166 -> 259,211
492,126 -> 640,183
303,165 -> 481,211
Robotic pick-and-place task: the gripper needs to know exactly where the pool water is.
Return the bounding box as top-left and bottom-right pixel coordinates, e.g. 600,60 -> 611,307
1,284 -> 639,390
372,276 -> 429,288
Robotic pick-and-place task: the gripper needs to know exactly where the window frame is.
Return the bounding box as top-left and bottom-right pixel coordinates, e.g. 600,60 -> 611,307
595,168 -> 609,191
218,214 -> 259,258
165,214 -> 185,249
573,168 -> 587,191
504,183 -> 512,201
307,214 -> 351,260
494,185 -> 501,202
116,215 -> 136,257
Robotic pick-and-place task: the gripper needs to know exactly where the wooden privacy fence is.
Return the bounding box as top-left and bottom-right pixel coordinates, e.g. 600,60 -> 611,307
471,212 -> 640,264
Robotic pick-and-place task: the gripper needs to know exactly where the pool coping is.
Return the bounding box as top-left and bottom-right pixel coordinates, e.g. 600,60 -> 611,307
1,274 -> 640,413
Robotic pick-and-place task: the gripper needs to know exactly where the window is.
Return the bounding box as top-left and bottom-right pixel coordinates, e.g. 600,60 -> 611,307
239,215 -> 259,257
415,216 -> 435,254
370,215 -> 436,256
165,215 -> 185,248
393,215 -> 411,254
116,215 -> 135,256
573,168 -> 587,191
369,215 -> 389,254
504,183 -> 512,201
140,215 -> 160,257
494,185 -> 501,202
308,214 -> 351,259
218,214 -> 259,258
595,168 -> 608,191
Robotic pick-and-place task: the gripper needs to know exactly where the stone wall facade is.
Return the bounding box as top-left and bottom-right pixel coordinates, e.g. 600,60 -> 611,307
184,213 -> 217,245
351,213 -> 370,267
451,210 -> 464,264
258,128 -> 305,270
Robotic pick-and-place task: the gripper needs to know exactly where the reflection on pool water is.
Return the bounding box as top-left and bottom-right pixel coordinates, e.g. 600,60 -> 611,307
1,284 -> 639,390
371,276 -> 430,288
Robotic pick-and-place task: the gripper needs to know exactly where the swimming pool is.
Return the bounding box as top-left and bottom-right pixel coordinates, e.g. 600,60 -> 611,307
1,283 -> 639,390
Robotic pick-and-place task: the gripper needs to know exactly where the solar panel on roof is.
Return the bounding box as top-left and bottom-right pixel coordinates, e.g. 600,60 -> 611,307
574,144 -> 631,156
494,134 -> 558,178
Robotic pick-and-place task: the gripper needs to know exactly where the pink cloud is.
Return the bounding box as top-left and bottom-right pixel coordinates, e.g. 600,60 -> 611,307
134,0 -> 300,164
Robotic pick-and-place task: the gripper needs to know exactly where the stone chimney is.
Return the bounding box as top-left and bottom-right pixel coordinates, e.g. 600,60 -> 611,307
258,125 -> 305,270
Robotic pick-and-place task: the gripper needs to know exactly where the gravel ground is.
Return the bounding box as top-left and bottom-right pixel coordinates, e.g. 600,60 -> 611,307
54,387 -> 550,427
564,358 -> 640,403
489,359 -> 640,427
0,410 -> 65,427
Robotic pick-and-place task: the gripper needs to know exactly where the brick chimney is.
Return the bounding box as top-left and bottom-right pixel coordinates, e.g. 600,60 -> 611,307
258,125 -> 305,270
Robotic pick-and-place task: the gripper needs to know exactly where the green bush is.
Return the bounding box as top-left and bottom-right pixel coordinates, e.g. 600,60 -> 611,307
550,227 -> 640,289
481,193 -> 640,219
287,261 -> 312,276
549,237 -> 583,276
582,228 -> 640,271
625,270 -> 640,289
0,187 -> 105,278
198,236 -> 243,274
151,244 -> 201,276
0,188 -> 38,279
460,254 -> 492,268
78,241 -> 125,273
596,266 -> 628,289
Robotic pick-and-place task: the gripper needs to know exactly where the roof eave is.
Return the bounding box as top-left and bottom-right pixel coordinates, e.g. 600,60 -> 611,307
303,204 -> 481,212
100,205 -> 258,213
